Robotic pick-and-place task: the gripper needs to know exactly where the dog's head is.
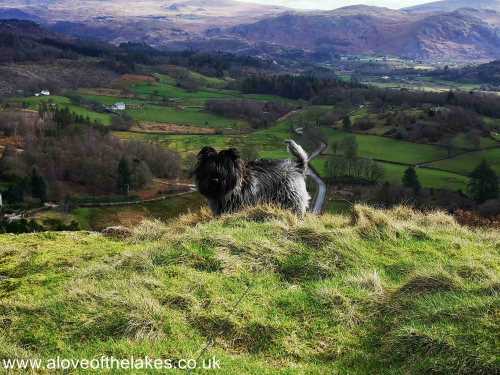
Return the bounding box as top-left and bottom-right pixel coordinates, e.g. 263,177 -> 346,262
193,146 -> 242,198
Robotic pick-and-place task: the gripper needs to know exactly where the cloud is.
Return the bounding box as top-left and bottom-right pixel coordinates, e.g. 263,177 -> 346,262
235,0 -> 431,10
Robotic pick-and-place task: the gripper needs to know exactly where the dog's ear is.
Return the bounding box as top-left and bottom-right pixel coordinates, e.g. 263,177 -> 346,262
220,148 -> 240,161
198,147 -> 217,160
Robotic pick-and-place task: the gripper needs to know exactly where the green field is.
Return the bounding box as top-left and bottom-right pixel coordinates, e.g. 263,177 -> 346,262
33,194 -> 204,231
311,158 -> 468,192
324,129 -> 449,164
131,81 -> 231,103
450,133 -> 499,150
126,105 -> 248,129
381,163 -> 468,192
429,148 -> 500,176
1,205 -> 497,374
115,118 -> 295,157
18,96 -> 113,125
132,78 -> 295,105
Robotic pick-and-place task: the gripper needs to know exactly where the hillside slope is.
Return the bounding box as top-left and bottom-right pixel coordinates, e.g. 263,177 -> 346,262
405,0 -> 500,13
432,59 -> 500,85
0,205 -> 498,373
222,6 -> 500,61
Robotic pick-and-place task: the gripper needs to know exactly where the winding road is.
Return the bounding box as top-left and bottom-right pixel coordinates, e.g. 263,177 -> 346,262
307,142 -> 328,214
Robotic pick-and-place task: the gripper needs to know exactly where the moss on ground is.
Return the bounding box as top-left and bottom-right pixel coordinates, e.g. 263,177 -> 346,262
0,205 -> 498,374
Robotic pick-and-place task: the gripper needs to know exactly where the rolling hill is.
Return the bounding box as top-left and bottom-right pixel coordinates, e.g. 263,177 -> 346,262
405,0 -> 500,13
221,6 -> 500,61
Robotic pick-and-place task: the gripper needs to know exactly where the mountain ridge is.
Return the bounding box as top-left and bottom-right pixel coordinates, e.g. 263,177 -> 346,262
405,0 -> 500,13
219,6 -> 500,61
1,1 -> 500,61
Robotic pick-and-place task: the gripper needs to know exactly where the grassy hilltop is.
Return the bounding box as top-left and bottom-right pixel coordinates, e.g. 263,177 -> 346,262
0,206 -> 499,374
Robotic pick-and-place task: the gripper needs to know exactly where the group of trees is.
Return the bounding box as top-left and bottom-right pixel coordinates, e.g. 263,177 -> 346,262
38,102 -> 99,131
327,136 -> 385,183
313,84 -> 500,119
240,75 -> 354,100
401,161 -> 499,205
468,160 -> 499,204
380,106 -> 487,144
0,109 -> 181,204
2,167 -> 47,205
205,99 -> 293,129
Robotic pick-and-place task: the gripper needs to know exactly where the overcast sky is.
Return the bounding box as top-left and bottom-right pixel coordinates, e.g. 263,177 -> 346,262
236,0 -> 433,10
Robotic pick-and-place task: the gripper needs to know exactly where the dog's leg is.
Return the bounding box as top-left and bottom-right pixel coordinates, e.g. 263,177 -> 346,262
285,140 -> 309,174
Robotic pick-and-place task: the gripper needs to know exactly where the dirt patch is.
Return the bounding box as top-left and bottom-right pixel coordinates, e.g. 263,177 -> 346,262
133,122 -> 217,135
119,74 -> 158,84
135,180 -> 171,200
0,136 -> 23,149
115,209 -> 149,228
79,88 -> 134,98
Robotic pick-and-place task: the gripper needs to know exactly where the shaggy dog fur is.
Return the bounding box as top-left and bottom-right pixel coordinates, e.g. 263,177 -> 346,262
193,140 -> 311,215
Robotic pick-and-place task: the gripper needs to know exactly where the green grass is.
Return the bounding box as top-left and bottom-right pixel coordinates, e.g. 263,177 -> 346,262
114,132 -> 231,155
381,163 -> 469,192
188,71 -> 228,88
311,158 -> 469,192
78,94 -> 145,106
449,134 -> 498,150
0,205 -> 498,374
115,118 -> 295,158
131,81 -> 235,105
324,129 -> 449,164
131,80 -> 295,105
429,148 -> 500,176
126,105 -> 247,129
70,193 -> 204,231
18,96 -> 112,125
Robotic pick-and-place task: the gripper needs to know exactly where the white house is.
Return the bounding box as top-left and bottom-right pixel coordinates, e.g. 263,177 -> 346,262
35,90 -> 50,97
111,102 -> 126,111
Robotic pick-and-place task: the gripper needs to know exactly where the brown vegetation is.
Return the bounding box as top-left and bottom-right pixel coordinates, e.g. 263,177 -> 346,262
133,122 -> 217,135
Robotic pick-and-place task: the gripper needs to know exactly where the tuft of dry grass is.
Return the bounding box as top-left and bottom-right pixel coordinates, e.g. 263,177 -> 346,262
396,272 -> 460,296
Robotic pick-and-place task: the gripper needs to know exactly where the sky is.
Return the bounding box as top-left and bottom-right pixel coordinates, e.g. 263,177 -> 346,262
235,0 -> 433,10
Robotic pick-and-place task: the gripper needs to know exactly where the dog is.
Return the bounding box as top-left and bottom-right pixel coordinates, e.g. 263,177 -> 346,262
193,140 -> 311,216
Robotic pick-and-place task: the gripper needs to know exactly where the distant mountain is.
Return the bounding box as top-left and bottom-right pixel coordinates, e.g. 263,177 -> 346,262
0,0 -> 288,47
0,19 -> 66,62
0,7 -> 40,21
0,20 -> 119,95
405,0 -> 500,13
217,5 -> 500,61
1,1 -> 500,62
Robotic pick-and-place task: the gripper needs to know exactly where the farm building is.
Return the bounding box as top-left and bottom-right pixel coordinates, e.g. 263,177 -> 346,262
111,102 -> 126,111
35,90 -> 50,97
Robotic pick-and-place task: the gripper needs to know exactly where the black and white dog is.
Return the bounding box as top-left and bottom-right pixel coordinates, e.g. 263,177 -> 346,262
193,140 -> 310,215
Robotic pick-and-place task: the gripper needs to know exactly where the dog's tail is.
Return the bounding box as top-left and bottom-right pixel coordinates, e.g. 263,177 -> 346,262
285,140 -> 308,173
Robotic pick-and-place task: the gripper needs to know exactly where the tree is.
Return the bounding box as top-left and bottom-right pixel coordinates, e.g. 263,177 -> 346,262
110,113 -> 135,131
340,135 -> 358,159
468,160 -> 499,203
117,158 -> 131,195
342,116 -> 352,132
402,166 -> 421,194
131,161 -> 153,190
4,179 -> 27,204
331,141 -> 339,155
31,168 -> 47,203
